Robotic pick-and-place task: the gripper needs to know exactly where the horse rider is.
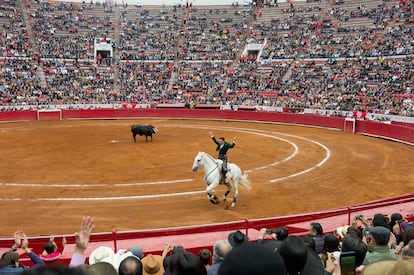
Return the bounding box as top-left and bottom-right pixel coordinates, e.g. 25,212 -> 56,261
209,131 -> 237,184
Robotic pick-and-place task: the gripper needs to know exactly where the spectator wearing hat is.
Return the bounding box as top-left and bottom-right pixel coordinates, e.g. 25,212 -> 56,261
227,230 -> 248,248
362,226 -> 397,265
371,213 -> 397,248
280,236 -> 326,275
129,246 -> 144,260
277,236 -> 308,274
207,240 -> 232,275
171,251 -> 206,275
218,242 -> 287,275
88,246 -> 118,271
141,254 -> 164,275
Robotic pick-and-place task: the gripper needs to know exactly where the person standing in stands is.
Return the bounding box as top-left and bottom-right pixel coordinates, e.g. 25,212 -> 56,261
209,131 -> 236,184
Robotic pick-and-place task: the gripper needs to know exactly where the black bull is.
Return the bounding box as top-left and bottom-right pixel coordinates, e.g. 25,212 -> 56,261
131,124 -> 158,142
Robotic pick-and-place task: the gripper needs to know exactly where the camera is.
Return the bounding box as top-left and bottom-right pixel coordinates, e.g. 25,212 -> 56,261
265,229 -> 274,235
332,251 -> 340,262
355,215 -> 362,220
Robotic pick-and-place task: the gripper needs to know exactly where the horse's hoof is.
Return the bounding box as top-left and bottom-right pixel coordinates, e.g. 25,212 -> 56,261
210,198 -> 220,204
230,203 -> 235,209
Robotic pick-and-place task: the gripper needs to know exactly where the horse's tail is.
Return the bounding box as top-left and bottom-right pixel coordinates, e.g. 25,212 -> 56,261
239,173 -> 251,191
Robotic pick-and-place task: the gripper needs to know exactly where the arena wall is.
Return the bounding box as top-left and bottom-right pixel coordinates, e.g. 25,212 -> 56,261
1,109 -> 413,144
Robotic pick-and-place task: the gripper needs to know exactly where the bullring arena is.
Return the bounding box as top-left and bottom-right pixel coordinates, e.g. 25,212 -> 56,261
1,115 -> 413,237
1,0 -> 414,267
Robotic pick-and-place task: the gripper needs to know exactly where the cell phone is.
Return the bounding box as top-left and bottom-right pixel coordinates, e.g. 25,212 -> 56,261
265,229 -> 273,234
340,251 -> 356,275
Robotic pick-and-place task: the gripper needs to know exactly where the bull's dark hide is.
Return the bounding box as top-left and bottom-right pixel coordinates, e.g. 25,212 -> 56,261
131,124 -> 158,142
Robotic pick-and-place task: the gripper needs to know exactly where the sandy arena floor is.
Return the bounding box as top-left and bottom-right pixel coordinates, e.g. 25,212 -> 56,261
0,119 -> 413,235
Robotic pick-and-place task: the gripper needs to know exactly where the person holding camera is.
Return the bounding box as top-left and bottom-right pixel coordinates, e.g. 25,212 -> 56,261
256,226 -> 289,251
362,226 -> 397,265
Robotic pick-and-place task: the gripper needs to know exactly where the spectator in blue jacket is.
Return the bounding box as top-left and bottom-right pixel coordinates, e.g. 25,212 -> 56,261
0,230 -> 45,274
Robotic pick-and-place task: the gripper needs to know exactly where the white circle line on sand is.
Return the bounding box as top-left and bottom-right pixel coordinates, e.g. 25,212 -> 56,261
32,191 -> 206,201
0,179 -> 193,188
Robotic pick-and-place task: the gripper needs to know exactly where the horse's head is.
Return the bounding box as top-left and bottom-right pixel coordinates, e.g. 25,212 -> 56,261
192,151 -> 204,172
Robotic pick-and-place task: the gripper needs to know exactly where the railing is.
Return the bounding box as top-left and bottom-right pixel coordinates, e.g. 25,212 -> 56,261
0,193 -> 412,266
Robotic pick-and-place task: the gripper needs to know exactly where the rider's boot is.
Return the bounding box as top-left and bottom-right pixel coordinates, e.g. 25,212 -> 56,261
221,170 -> 227,184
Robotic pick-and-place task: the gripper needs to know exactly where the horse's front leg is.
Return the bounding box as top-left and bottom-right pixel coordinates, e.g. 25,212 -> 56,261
206,180 -> 220,204
230,181 -> 239,209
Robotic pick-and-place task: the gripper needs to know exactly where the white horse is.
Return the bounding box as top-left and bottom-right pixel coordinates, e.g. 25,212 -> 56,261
192,151 -> 251,208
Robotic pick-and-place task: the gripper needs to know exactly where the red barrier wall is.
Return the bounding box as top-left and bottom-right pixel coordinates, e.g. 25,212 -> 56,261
0,110 -> 37,121
1,109 -> 412,143
59,109 -> 346,130
356,120 -> 414,144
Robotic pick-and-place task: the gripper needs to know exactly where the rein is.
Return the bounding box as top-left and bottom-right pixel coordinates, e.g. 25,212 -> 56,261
202,152 -> 220,182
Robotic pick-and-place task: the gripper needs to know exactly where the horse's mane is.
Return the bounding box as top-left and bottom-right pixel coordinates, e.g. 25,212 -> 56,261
200,151 -> 218,163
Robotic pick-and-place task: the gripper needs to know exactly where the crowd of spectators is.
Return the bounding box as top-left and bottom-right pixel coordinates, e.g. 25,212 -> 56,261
0,0 -> 412,117
2,213 -> 414,274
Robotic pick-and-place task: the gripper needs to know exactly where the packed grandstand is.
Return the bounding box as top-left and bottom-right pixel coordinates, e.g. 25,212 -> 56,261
1,0 -> 414,274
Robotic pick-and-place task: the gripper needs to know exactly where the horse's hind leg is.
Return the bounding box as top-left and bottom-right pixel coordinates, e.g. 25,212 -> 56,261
223,182 -> 232,203
231,197 -> 237,209
230,181 -> 239,209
